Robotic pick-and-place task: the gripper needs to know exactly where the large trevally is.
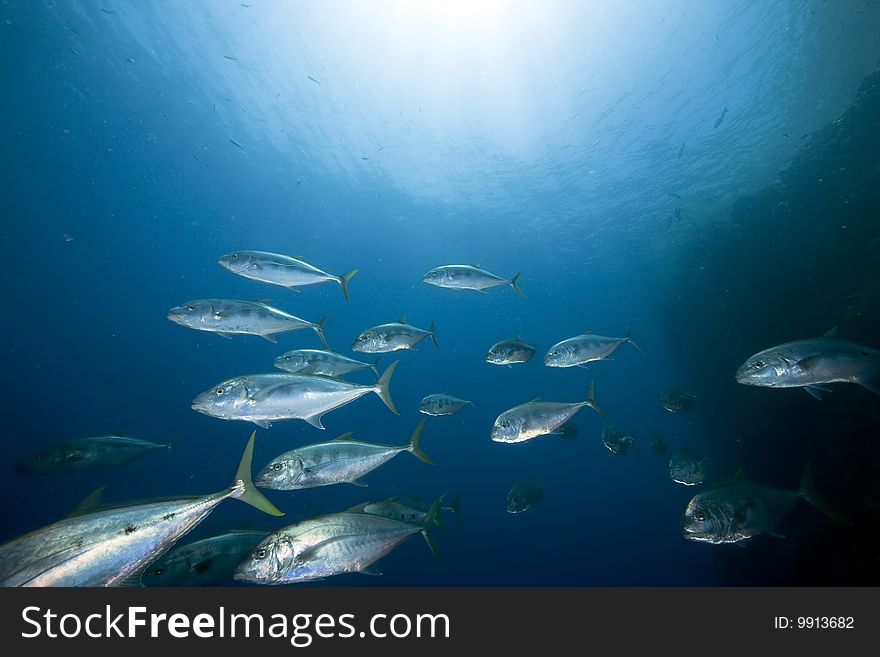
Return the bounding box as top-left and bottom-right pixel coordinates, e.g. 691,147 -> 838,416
0,433 -> 283,587
352,318 -> 437,353
255,420 -> 433,490
218,250 -> 358,301
234,501 -> 442,584
274,348 -> 379,378
167,298 -> 329,347
16,435 -> 170,475
544,329 -> 643,368
422,265 -> 524,298
491,380 -> 605,444
192,361 -> 400,429
735,328 -> 880,399
485,336 -> 537,366
345,494 -> 451,528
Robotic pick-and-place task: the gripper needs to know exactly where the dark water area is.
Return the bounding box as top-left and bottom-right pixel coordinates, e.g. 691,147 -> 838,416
1,1 -> 879,587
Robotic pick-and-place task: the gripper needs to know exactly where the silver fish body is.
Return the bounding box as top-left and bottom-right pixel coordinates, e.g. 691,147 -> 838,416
274,349 -> 378,377
485,337 -> 536,365
422,265 -> 524,298
352,319 -> 437,353
544,329 -> 642,367
418,393 -> 472,416
16,435 -> 170,474
491,381 -> 604,443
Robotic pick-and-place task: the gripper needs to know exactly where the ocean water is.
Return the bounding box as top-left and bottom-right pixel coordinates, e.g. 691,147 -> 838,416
1,0 -> 879,586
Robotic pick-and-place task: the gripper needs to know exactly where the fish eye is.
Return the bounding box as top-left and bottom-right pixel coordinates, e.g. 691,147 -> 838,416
753,360 -> 765,369
187,305 -> 196,311
257,549 -> 267,559
153,567 -> 164,575
694,512 -> 706,522
272,463 -> 282,471
35,453 -> 45,460
215,388 -> 225,395
231,254 -> 238,259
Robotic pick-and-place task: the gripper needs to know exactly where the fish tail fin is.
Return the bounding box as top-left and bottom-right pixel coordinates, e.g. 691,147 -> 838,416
585,379 -> 606,416
420,497 -> 444,559
406,418 -> 434,464
429,320 -> 439,349
625,327 -> 645,355
798,462 -> 850,525
430,493 -> 448,532
231,431 -> 285,517
313,315 -> 330,349
338,269 -> 358,302
373,360 -> 399,415
510,271 -> 525,299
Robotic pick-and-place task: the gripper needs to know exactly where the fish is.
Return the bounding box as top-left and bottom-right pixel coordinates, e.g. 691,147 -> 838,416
16,435 -> 170,475
217,250 -> 358,302
0,433 -> 283,587
167,298 -> 329,347
668,447 -> 710,485
735,328 -> 880,399
307,75 -> 321,84
555,420 -> 578,441
229,138 -> 244,149
682,464 -> 847,544
140,530 -> 268,586
491,380 -> 604,443
274,349 -> 379,377
713,106 -> 728,128
418,393 -> 472,416
485,336 -> 537,366
192,361 -> 399,429
660,387 -> 697,413
506,478 -> 544,513
422,264 -> 524,298
255,420 -> 433,490
234,501 -> 442,584
346,493 -> 451,528
544,329 -> 643,368
600,425 -> 637,455
352,318 -> 437,353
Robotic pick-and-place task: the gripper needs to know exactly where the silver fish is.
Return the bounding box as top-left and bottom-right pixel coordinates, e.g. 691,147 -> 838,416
346,493 -> 451,527
0,433 -> 283,587
669,448 -> 710,485
422,264 -> 524,298
485,336 -> 537,366
218,250 -> 358,301
140,529 -> 268,586
234,501 -> 441,584
192,361 -> 399,429
16,435 -> 170,475
491,380 -> 604,443
505,478 -> 544,513
274,348 -> 378,377
352,317 -> 437,353
167,298 -> 329,347
255,420 -> 433,490
544,329 -> 643,368
418,393 -> 472,416
735,328 -> 880,399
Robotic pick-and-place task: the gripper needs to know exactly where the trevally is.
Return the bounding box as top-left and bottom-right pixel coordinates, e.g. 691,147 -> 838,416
422,264 -> 524,298
669,447 -> 710,486
255,419 -> 433,490
682,464 -> 848,545
192,361 -> 399,429
660,387 -> 697,413
506,478 -> 544,514
485,336 -> 537,366
346,493 -> 453,528
16,435 -> 170,475
0,433 -> 282,587
141,529 -> 268,586
218,250 -> 358,301
352,318 -> 437,353
735,328 -> 880,399
491,380 -> 604,444
418,393 -> 472,416
167,298 -> 329,347
234,501 -> 442,584
600,425 -> 637,455
544,329 -> 643,368
274,348 -> 379,377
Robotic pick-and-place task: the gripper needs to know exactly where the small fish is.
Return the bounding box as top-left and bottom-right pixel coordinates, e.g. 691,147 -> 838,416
544,329 -> 643,368
223,55 -> 239,61
352,318 -> 437,353
735,327 -> 880,399
600,425 -> 636,455
274,349 -> 378,377
167,298 -> 329,347
307,75 -> 321,84
141,530 -> 267,586
677,142 -> 685,158
682,464 -> 847,544
667,191 -> 682,199
229,138 -> 244,149
16,435 -> 170,475
713,106 -> 728,128
218,250 -> 358,301
660,388 -> 697,413
63,233 -> 74,242
422,265 -> 524,298
485,336 -> 537,366
418,393 -> 472,416
506,478 -> 544,513
491,381 -> 604,444
255,420 -> 433,490
668,447 -> 710,485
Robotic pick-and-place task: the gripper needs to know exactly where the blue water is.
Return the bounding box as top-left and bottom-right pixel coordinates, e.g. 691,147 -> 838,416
2,1 -> 879,586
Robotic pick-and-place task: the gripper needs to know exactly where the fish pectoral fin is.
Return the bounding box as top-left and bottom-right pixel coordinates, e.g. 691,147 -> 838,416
304,414 -> 326,430
217,332 -> 234,340
296,535 -> 359,563
804,386 -> 825,401
252,420 -> 272,429
286,285 -> 301,292
261,333 -> 279,344
797,355 -> 823,371
357,564 -> 383,576
116,571 -> 147,587
347,478 -> 368,488
297,364 -> 320,375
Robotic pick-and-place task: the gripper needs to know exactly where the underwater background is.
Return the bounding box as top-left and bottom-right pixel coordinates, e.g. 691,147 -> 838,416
1,0 -> 879,586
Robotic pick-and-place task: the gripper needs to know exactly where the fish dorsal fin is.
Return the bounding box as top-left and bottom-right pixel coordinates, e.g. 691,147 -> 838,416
469,263 -> 481,268
330,432 -> 354,442
397,316 -> 407,324
582,330 -> 593,335
733,467 -> 746,482
65,485 -> 109,519
289,256 -> 305,261
529,396 -> 542,403
112,432 -> 126,437
821,327 -> 839,339
251,298 -> 273,306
